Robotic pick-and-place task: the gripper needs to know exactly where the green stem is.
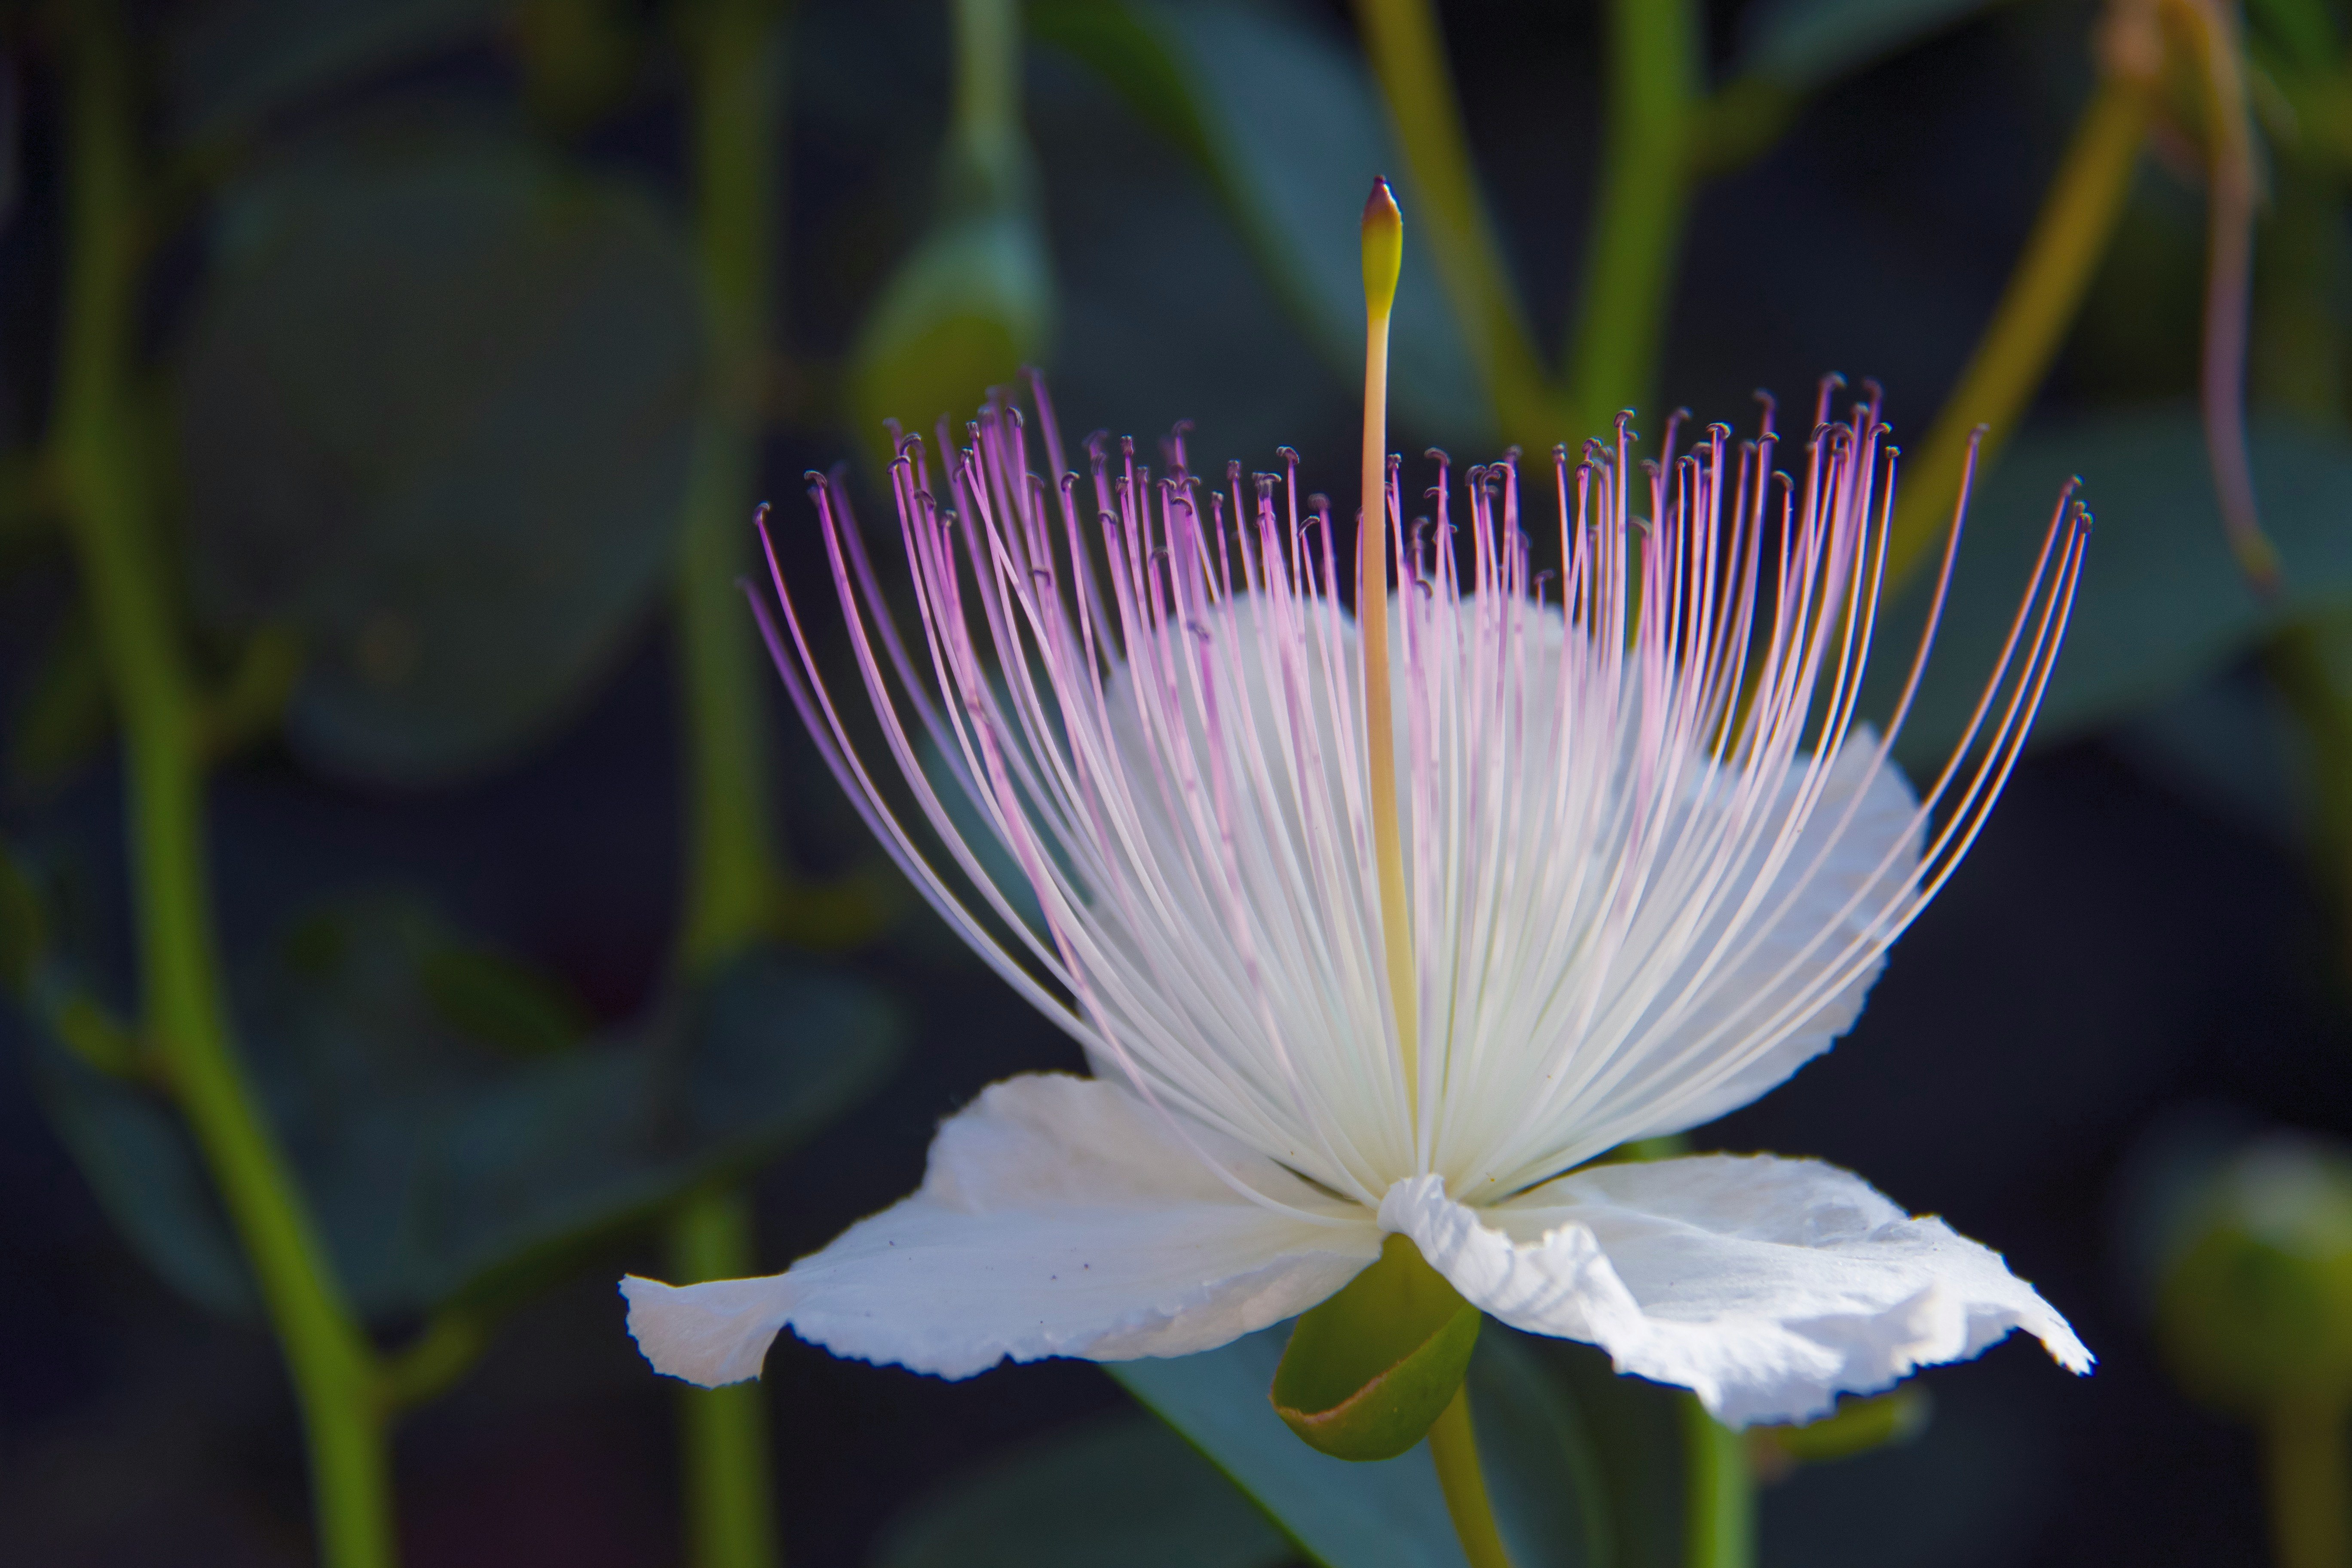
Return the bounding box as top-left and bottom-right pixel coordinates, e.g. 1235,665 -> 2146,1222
1886,76 -> 2149,590
1350,0 -> 1549,446
676,0 -> 788,974
1680,1396 -> 1755,1568
1565,0 -> 1700,446
670,1190 -> 783,1568
2264,1399 -> 2350,1568
56,9 -> 395,1567
670,3 -> 793,1565
1429,1384 -> 1516,1568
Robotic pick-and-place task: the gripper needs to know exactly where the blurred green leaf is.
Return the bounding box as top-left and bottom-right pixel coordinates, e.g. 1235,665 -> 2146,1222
1733,0 -> 2003,93
1880,408 -> 2352,769
176,121 -> 698,786
873,1408 -> 1293,1568
1032,0 -> 1486,451
24,896 -> 902,1321
1113,1322 -> 1626,1568
1113,1323 -> 1465,1568
1465,1331 -> 1616,1568
165,0 -> 509,144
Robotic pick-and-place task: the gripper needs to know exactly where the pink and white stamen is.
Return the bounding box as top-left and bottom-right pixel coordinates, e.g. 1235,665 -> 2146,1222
623,375 -> 2094,1427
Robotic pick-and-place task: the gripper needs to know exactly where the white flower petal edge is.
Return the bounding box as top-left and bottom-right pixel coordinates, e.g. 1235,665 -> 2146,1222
1380,1155 -> 2093,1427
625,1074 -> 1380,1386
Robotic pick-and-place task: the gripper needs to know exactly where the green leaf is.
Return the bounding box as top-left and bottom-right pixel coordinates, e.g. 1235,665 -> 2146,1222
176,120 -> 699,786
164,0 -> 508,144
1032,0 -> 1486,451
1880,408 -> 2352,770
1114,1324 -> 1466,1568
23,896 -> 902,1322
1116,1323 -> 1636,1568
874,1408 -> 1293,1568
1733,0 -> 2003,93
1463,1330 -> 1614,1568
1271,1234 -> 1479,1462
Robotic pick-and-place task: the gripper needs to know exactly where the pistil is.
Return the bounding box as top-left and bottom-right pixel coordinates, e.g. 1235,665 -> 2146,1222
1359,179 -> 1418,1128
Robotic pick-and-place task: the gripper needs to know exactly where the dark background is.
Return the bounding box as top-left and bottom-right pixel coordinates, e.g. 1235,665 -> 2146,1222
1,0 -> 2338,1563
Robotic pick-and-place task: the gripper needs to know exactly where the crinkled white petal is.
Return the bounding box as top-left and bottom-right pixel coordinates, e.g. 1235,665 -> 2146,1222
1379,1155 -> 2091,1427
623,1073 -> 1378,1387
621,1274 -> 796,1387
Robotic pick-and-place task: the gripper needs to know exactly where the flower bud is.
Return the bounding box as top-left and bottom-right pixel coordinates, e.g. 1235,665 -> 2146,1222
2155,1134 -> 2352,1416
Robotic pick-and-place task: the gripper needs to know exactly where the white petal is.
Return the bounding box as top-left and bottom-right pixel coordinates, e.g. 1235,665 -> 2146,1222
627,1074 -> 1379,1387
622,1273 -> 796,1387
1381,1156 -> 2090,1427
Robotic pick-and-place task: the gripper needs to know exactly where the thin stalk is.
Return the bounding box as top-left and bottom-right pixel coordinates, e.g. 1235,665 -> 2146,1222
1429,1385 -> 1516,1568
56,8 -> 394,1567
1565,0 -> 1701,446
2263,1398 -> 2350,1568
1680,1395 -> 1755,1568
670,1190 -> 782,1568
670,3 -> 793,1565
1350,0 -> 1548,445
1886,77 -> 2150,590
676,0 -> 787,971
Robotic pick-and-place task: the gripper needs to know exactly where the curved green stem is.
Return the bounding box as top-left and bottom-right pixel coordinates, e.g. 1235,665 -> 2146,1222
1680,1396 -> 1755,1568
1565,0 -> 1700,446
2264,1398 -> 2350,1568
1429,1385 -> 1516,1568
670,3 -> 793,1564
1886,76 -> 2149,590
57,8 -> 395,1566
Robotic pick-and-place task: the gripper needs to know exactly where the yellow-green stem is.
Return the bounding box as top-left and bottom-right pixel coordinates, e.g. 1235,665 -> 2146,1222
1887,77 -> 2150,590
1360,183 -> 1417,1123
1680,1395 -> 1755,1568
1429,1385 -> 1516,1568
670,1190 -> 782,1568
2264,1398 -> 2350,1568
1566,0 -> 1700,446
676,0 -> 787,972
671,4 -> 792,1565
1350,0 -> 1547,444
57,8 -> 394,1566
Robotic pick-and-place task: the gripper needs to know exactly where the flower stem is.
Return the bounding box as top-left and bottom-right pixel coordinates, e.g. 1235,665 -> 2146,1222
670,1190 -> 783,1568
1349,0 -> 1548,445
1429,1385 -> 1516,1568
1680,1395 -> 1755,1568
671,3 -> 792,1564
2264,1398 -> 2351,1568
56,7 -> 395,1566
1565,0 -> 1700,446
1885,75 -> 2149,590
676,0 -> 787,973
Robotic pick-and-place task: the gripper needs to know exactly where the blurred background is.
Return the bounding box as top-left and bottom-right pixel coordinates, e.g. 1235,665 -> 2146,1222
4,0 -> 2352,1564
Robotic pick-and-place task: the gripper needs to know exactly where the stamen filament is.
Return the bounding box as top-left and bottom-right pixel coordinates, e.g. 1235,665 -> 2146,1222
1360,178 -> 1418,1133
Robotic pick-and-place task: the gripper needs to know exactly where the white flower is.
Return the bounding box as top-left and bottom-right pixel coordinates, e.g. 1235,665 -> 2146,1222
623,377 -> 2093,1427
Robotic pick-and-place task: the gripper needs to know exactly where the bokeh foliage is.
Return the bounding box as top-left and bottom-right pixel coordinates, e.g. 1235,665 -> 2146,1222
9,0 -> 2352,1565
